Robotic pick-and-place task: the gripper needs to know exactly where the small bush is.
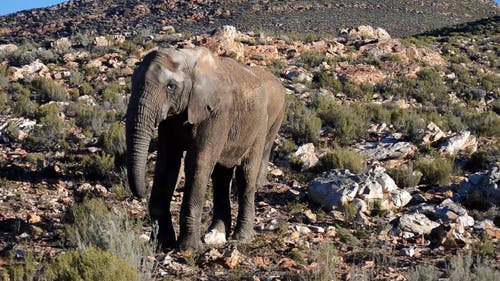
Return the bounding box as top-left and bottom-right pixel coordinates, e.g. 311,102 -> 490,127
43,247 -> 139,281
312,72 -> 342,91
414,157 -> 454,186
72,103 -> 107,136
314,97 -> 368,145
408,264 -> 439,281
299,50 -> 326,67
279,138 -> 297,155
464,150 -> 494,172
32,77 -> 68,102
26,104 -> 68,150
64,198 -> 155,279
285,96 -> 322,143
82,153 -> 115,181
387,164 -> 422,188
10,83 -> 38,118
4,251 -> 37,281
103,122 -> 126,166
310,242 -> 338,281
342,81 -> 366,100
318,147 -> 365,174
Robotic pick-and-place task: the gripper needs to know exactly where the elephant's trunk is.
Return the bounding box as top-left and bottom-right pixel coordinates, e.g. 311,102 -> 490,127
126,99 -> 156,198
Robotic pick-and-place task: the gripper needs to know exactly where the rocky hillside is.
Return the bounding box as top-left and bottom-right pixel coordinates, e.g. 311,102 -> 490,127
0,0 -> 499,44
0,5 -> 499,281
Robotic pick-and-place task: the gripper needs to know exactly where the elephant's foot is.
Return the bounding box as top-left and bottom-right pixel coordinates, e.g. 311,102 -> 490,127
154,232 -> 176,252
177,234 -> 203,251
232,226 -> 255,243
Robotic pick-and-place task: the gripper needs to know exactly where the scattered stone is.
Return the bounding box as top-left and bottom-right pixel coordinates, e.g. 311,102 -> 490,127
94,36 -> 110,47
389,189 -> 413,208
27,213 -> 41,224
51,37 -> 72,52
304,209 -> 317,223
204,229 -> 227,245
0,43 -> 18,56
422,122 -> 445,144
356,137 -> 416,161
294,225 -> 311,235
224,248 -> 242,269
291,143 -> 319,171
399,213 -> 439,235
9,59 -> 49,81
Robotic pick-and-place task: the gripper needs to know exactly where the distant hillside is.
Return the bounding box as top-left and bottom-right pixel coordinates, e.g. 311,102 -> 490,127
0,0 -> 498,43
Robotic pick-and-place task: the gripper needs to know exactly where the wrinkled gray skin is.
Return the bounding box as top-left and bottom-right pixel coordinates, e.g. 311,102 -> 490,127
126,46 -> 285,250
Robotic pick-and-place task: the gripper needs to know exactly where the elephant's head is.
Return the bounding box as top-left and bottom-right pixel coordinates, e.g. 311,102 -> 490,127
126,47 -> 223,198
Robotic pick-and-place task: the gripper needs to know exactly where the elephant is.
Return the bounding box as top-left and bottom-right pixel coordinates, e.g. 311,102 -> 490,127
125,46 -> 285,250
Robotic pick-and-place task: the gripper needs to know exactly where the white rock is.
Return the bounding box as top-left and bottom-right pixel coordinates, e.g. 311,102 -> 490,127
399,213 -> 439,235
356,137 -> 416,161
401,246 -> 415,257
439,131 -> 477,155
389,189 -> 412,207
139,234 -> 150,243
455,215 -> 474,234
422,122 -> 445,144
204,229 -> 227,245
294,225 -> 312,235
308,170 -> 359,208
292,143 -> 319,171
0,43 -> 18,56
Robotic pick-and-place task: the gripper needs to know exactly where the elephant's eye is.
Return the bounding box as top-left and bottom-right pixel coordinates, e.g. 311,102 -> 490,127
166,83 -> 177,92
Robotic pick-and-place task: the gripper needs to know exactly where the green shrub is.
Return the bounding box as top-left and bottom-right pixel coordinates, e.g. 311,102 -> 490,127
64,198 -> 155,279
43,247 -> 139,281
314,97 -> 367,145
299,50 -> 326,67
4,251 -> 37,281
310,242 -> 338,281
342,80 -> 366,99
103,122 -> 126,167
463,111 -> 500,137
464,150 -> 495,172
10,83 -> 38,118
32,77 -> 68,102
82,153 -> 115,181
414,157 -> 454,186
79,82 -> 94,96
101,82 -> 121,104
285,96 -> 322,143
68,70 -> 84,87
26,104 -> 68,150
279,138 -> 297,155
312,72 -> 342,91
387,164 -> 422,188
408,264 -> 439,281
268,59 -> 287,76
72,103 -> 107,136
318,147 -> 365,174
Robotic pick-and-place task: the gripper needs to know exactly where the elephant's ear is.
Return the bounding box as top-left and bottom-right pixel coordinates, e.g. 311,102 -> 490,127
187,49 -> 223,124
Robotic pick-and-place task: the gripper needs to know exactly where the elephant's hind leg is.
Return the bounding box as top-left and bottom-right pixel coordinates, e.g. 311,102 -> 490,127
208,164 -> 233,238
233,140 -> 265,242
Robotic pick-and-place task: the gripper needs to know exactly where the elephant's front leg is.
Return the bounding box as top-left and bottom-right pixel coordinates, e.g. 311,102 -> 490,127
178,150 -> 217,250
149,122 -> 183,251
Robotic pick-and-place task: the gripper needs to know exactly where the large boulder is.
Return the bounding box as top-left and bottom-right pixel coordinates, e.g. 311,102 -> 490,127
308,170 -> 411,210
399,213 -> 439,235
202,25 -> 245,61
439,131 -> 477,155
356,137 -> 416,161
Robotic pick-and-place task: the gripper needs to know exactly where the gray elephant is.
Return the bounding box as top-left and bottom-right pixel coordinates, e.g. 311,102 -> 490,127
126,46 -> 285,250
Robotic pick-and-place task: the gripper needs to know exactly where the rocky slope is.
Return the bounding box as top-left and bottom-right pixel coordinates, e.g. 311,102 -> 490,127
0,0 -> 499,44
0,7 -> 499,281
